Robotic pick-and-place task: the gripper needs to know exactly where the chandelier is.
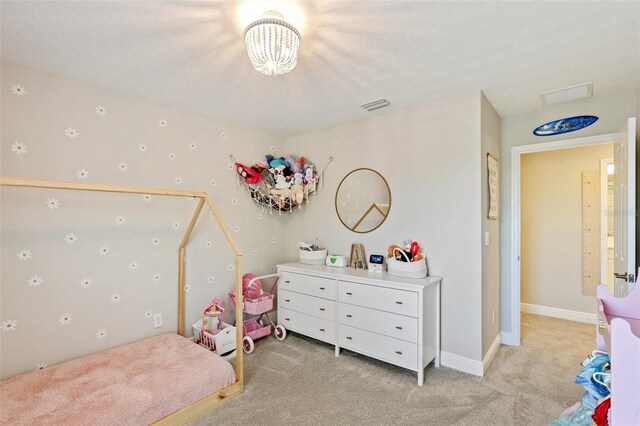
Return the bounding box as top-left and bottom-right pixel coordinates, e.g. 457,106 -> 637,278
243,11 -> 301,76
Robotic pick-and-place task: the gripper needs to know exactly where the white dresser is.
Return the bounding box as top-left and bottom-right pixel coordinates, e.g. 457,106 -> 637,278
277,262 -> 441,386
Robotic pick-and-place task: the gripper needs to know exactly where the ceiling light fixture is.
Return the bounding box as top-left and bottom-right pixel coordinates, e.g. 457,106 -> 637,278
243,10 -> 301,76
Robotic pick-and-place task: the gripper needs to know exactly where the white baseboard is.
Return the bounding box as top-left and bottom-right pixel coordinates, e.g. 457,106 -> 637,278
440,351 -> 483,377
501,331 -> 519,347
521,303 -> 596,324
482,333 -> 501,374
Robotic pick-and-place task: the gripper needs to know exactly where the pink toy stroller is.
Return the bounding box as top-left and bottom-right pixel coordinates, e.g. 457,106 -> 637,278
229,273 -> 286,353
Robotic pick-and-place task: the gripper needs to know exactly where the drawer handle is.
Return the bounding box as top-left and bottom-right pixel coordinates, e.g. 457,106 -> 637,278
320,287 -> 325,290
395,326 -> 403,330
346,292 -> 353,296
285,318 -> 290,321
319,308 -> 325,311
285,280 -> 290,283
346,314 -> 352,318
346,336 -> 352,340
395,301 -> 403,305
320,328 -> 325,332
598,319 -> 606,335
395,351 -> 403,356
285,299 -> 290,302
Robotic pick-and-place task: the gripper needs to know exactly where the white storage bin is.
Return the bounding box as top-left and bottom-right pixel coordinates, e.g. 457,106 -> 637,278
299,249 -> 328,265
192,320 -> 236,358
387,251 -> 428,279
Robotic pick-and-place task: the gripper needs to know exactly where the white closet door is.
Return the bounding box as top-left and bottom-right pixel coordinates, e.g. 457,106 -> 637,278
613,117 -> 636,296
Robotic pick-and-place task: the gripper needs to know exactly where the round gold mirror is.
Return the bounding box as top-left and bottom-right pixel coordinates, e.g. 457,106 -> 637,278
335,168 -> 391,233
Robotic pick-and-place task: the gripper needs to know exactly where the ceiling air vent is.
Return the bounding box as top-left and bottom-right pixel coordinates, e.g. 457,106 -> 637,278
361,98 -> 390,112
540,82 -> 593,105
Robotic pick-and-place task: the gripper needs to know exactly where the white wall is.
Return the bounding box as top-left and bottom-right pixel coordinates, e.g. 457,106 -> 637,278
480,94 -> 501,357
500,91 -> 638,337
283,92 -> 485,362
0,62 -> 285,379
521,144 -> 613,314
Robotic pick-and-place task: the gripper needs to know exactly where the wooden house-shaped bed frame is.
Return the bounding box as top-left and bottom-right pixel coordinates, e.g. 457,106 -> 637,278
0,176 -> 244,425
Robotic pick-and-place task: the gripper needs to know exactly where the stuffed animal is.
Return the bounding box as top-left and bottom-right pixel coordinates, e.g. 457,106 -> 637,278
235,162 -> 261,184
261,168 -> 275,187
265,154 -> 288,168
285,155 -> 301,173
297,157 -> 306,169
304,164 -> 317,191
290,172 -> 304,204
272,165 -> 291,190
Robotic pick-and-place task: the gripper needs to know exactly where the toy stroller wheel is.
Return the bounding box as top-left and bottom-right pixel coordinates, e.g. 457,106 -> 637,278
242,336 -> 255,354
274,325 -> 287,341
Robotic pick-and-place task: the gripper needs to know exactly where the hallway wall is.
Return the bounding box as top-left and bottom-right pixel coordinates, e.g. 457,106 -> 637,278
521,144 -> 614,315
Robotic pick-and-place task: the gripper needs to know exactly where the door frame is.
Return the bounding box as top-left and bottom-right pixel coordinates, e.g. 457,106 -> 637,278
508,132 -> 618,346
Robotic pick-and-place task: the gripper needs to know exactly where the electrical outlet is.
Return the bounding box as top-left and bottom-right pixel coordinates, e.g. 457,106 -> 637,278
491,309 -> 495,325
153,313 -> 163,328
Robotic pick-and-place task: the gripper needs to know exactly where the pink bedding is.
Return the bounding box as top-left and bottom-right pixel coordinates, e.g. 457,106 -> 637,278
1,333 -> 235,425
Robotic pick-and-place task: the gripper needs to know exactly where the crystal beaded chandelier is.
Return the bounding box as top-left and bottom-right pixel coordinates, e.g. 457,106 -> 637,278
243,11 -> 301,76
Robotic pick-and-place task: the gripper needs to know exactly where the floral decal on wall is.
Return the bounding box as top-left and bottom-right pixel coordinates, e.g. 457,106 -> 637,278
28,276 -> 43,287
11,84 -> 26,96
58,313 -> 73,325
64,233 -> 79,244
46,198 -> 60,209
11,142 -> 27,154
65,127 -> 79,139
2,320 -> 18,332
2,69 -> 284,380
17,249 -> 32,261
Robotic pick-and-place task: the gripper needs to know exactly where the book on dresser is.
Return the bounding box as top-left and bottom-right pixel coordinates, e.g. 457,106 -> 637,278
276,262 -> 442,386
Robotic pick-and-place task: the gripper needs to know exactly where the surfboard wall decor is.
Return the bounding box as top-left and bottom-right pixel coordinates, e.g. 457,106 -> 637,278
533,115 -> 598,136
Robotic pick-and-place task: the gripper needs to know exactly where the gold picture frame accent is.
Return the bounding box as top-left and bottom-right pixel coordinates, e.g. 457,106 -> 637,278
335,168 -> 392,233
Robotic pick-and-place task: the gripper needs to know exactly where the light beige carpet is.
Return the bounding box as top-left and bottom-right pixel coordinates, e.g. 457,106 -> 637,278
192,313 -> 594,425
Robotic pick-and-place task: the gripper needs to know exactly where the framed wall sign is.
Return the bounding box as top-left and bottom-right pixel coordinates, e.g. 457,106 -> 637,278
487,153 -> 498,220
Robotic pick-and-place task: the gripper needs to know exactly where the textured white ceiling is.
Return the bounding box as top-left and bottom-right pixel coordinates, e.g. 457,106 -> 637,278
2,1 -> 639,137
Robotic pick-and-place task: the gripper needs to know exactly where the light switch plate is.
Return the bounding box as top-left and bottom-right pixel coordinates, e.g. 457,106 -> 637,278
484,232 -> 490,246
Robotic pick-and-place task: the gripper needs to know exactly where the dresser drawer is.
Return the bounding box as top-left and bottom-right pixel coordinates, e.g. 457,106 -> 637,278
279,289 -> 336,321
280,272 -> 337,300
338,281 -> 418,317
338,324 -> 417,371
338,303 -> 418,343
279,308 -> 335,344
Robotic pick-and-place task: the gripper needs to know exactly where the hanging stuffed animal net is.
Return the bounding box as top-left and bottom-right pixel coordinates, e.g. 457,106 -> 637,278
230,154 -> 333,215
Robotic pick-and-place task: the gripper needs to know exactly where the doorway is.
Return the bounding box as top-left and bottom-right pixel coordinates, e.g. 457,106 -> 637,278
508,132 -> 622,346
519,143 -> 614,325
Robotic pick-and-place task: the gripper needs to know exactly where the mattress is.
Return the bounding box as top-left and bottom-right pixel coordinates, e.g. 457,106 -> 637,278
0,333 -> 236,425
